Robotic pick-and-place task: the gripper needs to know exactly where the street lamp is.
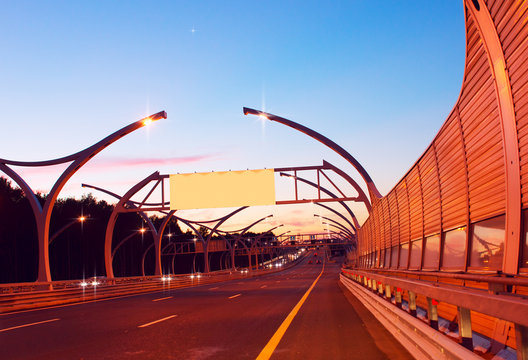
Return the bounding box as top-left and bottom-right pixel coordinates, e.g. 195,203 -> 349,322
243,107 -> 381,202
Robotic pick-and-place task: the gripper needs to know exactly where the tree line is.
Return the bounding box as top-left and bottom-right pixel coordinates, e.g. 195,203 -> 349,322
0,177 -> 274,283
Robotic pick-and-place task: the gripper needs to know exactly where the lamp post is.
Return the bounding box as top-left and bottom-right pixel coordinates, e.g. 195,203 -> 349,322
0,111 -> 166,283
49,215 -> 88,245
243,107 -> 381,204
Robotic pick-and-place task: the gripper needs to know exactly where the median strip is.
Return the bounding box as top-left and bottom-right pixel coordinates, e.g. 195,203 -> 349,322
138,315 -> 177,328
0,318 -> 60,333
152,296 -> 172,302
228,294 -> 242,299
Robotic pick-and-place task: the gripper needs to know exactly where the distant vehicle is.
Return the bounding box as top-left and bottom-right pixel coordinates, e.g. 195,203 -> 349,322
316,259 -> 321,264
314,252 -> 318,257
308,260 -> 313,264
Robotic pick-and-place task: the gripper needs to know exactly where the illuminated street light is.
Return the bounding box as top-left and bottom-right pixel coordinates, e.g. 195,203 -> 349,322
243,107 -> 381,202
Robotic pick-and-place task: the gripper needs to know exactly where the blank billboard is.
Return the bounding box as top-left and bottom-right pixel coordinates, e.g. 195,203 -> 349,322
170,169 -> 275,210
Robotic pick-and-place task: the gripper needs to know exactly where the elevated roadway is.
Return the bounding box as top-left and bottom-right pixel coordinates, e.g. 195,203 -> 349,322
1,255 -> 410,359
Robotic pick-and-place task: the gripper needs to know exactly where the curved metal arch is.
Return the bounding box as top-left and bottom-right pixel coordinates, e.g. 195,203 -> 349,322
314,202 -> 356,234
82,183 -> 168,207
182,212 -> 272,271
323,223 -> 350,236
0,111 -> 166,283
322,221 -> 354,238
322,160 -> 371,211
280,172 -> 360,229
87,176 -> 173,278
243,107 -> 381,203
315,214 -> 354,237
465,0 -> 520,274
104,172 -> 160,279
141,243 -> 155,277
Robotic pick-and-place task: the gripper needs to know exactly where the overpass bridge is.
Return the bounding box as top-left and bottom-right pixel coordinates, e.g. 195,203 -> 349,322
2,0 -> 528,359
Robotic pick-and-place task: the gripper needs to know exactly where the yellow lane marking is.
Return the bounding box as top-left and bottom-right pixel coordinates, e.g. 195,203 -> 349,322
0,318 -> 60,333
152,296 -> 172,302
138,315 -> 177,328
209,287 -> 220,290
228,293 -> 242,299
260,285 -> 267,288
256,260 -> 325,360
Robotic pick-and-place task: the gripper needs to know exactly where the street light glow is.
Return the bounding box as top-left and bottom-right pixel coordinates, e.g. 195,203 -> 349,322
143,118 -> 153,126
79,216 -> 86,222
140,228 -> 146,233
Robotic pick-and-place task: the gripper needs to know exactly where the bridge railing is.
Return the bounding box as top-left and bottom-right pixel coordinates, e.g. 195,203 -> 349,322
341,267 -> 528,359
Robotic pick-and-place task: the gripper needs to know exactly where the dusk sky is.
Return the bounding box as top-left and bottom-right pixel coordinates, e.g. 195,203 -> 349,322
0,1 -> 466,235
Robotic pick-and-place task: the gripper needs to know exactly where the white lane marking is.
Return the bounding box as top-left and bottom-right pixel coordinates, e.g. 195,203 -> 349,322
138,315 -> 177,328
152,296 -> 172,302
0,318 -> 60,333
228,293 -> 242,299
209,287 -> 219,290
260,285 -> 267,288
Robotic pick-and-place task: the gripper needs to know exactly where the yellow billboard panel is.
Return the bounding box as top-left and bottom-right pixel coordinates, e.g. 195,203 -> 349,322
170,169 -> 275,210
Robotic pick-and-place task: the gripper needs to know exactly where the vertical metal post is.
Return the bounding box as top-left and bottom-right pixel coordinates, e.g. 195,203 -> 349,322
408,291 -> 417,317
378,281 -> 383,296
385,284 -> 391,300
427,298 -> 439,330
516,324 -> 528,360
294,170 -> 298,201
457,306 -> 473,350
395,287 -> 402,309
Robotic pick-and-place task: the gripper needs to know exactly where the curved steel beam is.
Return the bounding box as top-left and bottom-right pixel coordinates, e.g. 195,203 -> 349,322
141,243 -> 155,277
0,111 -> 166,167
104,172 -> 160,279
323,222 -> 352,238
0,111 -> 166,283
465,0 -> 521,275
243,107 -> 381,203
322,160 -> 370,211
81,183 -> 169,207
314,202 -> 356,234
153,210 -> 176,275
49,217 -> 87,245
280,172 -> 360,229
315,215 -> 354,237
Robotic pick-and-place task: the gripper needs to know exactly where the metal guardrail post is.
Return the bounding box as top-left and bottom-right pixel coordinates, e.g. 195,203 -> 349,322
395,287 -> 402,309
377,281 -> 384,297
385,284 -> 391,300
457,306 -> 473,350
516,325 -> 528,360
427,297 -> 439,330
408,291 -> 417,317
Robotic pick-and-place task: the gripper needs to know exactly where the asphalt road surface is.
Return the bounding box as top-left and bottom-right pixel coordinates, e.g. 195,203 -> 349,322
1,255 -> 411,359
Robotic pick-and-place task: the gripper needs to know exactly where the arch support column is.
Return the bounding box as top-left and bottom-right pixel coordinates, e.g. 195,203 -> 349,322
467,0 -> 521,274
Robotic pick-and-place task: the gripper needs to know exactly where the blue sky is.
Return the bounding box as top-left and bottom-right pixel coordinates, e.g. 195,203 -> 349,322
0,1 -> 466,234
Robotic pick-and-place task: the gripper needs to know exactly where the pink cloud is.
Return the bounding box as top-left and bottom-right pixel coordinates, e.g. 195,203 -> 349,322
11,154 -> 220,176
86,154 -> 220,169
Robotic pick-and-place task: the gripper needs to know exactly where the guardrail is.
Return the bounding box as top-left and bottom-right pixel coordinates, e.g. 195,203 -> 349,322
341,268 -> 528,360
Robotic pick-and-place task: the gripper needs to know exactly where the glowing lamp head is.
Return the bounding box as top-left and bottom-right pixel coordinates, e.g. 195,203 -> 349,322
79,216 -> 86,222
143,118 -> 153,126
140,228 -> 146,234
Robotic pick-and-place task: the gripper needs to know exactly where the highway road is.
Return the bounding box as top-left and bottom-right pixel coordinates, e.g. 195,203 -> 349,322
1,254 -> 411,359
